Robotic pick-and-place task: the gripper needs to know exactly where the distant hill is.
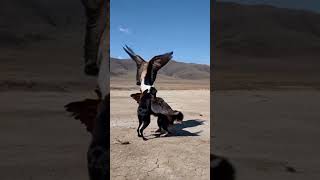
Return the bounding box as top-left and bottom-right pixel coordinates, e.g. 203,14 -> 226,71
214,2 -> 320,90
0,0 -> 84,47
1,0 -> 83,30
215,2 -> 320,57
111,58 -> 210,80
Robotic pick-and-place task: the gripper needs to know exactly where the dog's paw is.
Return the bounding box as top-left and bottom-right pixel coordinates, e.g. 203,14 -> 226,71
161,132 -> 172,137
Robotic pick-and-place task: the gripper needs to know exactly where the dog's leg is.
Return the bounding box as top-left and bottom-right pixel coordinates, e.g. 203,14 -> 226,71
155,116 -> 162,133
139,115 -> 150,141
137,117 -> 143,137
161,116 -> 172,135
162,124 -> 172,135
137,106 -> 148,137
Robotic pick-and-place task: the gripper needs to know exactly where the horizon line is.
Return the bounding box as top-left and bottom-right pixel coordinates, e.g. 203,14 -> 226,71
110,57 -> 210,66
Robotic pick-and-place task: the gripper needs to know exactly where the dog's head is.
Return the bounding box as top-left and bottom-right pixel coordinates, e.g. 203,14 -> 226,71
130,87 -> 157,104
123,45 -> 173,91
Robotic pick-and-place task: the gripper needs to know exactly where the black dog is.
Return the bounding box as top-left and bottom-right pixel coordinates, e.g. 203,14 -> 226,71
131,87 -> 183,140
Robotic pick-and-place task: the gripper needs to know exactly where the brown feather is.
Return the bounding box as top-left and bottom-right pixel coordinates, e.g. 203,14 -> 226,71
65,99 -> 100,133
130,93 -> 142,103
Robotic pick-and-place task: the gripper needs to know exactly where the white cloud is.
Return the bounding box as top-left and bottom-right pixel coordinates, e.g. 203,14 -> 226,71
119,26 -> 130,34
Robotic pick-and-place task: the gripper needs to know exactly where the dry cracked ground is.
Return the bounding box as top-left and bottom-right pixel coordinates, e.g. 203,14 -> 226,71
110,90 -> 210,180
213,90 -> 320,180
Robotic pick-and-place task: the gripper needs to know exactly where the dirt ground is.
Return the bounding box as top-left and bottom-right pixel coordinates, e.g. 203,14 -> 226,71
0,91 -> 93,180
110,90 -> 210,180
213,90 -> 320,180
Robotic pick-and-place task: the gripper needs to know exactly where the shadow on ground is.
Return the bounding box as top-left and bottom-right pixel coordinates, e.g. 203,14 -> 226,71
149,119 -> 205,139
173,119 -> 204,136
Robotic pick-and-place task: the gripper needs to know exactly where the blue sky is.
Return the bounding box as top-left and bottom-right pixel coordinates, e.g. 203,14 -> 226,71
110,0 -> 210,65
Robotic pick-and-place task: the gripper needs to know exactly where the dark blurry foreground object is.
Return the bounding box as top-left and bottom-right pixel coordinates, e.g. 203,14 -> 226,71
80,0 -> 110,178
87,95 -> 109,180
211,154 -> 235,180
81,0 -> 107,76
65,98 -> 98,130
65,0 -> 109,179
65,90 -> 109,180
65,89 -> 101,133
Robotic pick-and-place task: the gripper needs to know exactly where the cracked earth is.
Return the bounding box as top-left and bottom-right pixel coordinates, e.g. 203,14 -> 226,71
111,90 -> 210,180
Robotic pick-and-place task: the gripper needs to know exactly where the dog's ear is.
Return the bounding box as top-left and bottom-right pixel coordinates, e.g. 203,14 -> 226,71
149,51 -> 173,72
130,93 -> 141,103
123,45 -> 145,66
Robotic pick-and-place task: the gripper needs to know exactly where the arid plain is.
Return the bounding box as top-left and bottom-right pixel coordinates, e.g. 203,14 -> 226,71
110,88 -> 210,180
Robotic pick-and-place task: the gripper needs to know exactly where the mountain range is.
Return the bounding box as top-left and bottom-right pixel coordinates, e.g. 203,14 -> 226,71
110,58 -> 210,80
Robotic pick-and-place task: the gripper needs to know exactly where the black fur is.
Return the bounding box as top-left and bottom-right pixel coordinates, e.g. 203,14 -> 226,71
131,87 -> 184,140
136,90 -> 152,140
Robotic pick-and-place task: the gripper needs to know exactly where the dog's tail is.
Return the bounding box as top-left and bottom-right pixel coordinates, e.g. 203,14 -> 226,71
172,110 -> 184,121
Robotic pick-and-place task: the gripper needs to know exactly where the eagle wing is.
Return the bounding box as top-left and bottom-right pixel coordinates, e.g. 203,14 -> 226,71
65,98 -> 100,133
130,93 -> 142,103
